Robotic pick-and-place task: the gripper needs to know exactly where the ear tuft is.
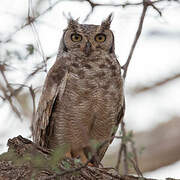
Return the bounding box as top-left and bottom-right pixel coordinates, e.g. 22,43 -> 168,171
101,13 -> 113,30
67,16 -> 79,30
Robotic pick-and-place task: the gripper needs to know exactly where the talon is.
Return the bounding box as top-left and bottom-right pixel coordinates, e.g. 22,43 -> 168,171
65,151 -> 72,158
73,149 -> 89,164
88,162 -> 93,167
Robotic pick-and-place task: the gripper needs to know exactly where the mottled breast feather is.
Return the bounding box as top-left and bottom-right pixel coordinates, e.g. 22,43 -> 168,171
33,16 -> 125,166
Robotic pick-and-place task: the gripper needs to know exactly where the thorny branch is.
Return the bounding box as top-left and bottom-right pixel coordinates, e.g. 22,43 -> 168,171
116,0 -> 168,176
2,0 -> 179,43
82,0 -> 179,22
0,64 -> 22,119
9,83 -> 38,122
3,0 -> 64,44
119,121 -> 129,175
122,0 -> 162,79
0,0 -> 57,120
83,0 -> 180,11
28,0 -> 47,72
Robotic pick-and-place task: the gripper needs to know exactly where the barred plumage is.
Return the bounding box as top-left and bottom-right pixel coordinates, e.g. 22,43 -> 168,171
32,14 -> 125,166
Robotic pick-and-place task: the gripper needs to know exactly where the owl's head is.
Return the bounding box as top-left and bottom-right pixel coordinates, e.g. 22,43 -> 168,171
62,14 -> 114,56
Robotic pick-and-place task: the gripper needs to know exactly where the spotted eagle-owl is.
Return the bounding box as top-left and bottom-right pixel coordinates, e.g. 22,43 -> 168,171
32,14 -> 125,166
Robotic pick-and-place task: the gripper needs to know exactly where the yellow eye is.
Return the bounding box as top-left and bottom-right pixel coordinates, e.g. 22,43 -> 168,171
71,33 -> 82,42
95,33 -> 106,42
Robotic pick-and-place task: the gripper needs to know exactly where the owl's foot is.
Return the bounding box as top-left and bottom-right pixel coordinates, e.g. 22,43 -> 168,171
65,151 -> 72,158
66,149 -> 94,166
73,149 -> 93,166
87,162 -> 93,166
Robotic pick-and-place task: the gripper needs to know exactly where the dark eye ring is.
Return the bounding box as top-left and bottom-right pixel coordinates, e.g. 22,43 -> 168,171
71,33 -> 82,42
95,33 -> 106,42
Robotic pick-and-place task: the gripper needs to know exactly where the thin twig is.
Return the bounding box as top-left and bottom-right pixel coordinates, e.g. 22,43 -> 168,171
128,157 -> 144,177
130,141 -> 144,177
115,143 -> 124,170
121,121 -> 128,175
122,0 -> 163,79
3,0 -> 176,42
29,85 -> 36,123
122,1 -> 148,79
118,1 -> 163,175
0,66 -> 22,119
3,0 -> 63,43
28,0 -> 47,72
130,72 -> 180,94
130,141 -> 138,168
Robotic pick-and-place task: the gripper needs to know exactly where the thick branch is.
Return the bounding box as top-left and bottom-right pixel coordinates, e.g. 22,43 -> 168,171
0,135 -> 179,180
0,136 -> 147,179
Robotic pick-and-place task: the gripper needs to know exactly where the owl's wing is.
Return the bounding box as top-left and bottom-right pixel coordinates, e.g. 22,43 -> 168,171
98,97 -> 125,163
32,57 -> 68,147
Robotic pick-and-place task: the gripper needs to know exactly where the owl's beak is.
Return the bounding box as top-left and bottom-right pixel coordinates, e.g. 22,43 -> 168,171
84,41 -> 92,56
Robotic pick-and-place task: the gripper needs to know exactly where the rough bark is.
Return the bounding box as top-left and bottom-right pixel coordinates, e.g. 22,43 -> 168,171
0,135 -> 179,180
103,117 -> 180,172
0,136 -> 127,180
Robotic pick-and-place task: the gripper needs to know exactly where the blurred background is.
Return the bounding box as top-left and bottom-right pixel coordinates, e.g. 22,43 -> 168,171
0,0 -> 180,178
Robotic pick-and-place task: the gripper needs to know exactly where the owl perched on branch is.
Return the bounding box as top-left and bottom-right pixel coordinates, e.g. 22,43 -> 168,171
33,14 -> 125,166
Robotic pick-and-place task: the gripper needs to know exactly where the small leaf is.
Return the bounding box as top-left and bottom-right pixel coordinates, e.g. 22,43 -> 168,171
26,44 -> 34,55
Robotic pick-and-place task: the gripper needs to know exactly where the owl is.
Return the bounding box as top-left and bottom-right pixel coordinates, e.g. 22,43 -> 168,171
32,14 -> 125,166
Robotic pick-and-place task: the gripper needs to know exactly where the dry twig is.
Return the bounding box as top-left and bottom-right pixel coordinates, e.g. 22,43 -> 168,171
122,0 -> 162,79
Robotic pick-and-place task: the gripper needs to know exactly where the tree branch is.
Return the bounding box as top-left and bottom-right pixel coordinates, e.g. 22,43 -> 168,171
129,72 -> 180,94
122,0 -> 162,79
1,135 -> 179,179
